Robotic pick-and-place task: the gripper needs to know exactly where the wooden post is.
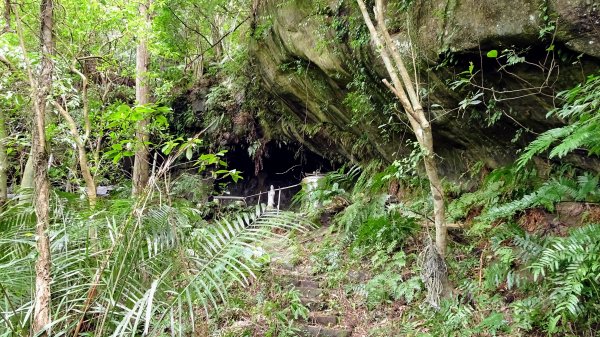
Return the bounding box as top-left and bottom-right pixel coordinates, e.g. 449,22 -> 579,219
277,188 -> 281,213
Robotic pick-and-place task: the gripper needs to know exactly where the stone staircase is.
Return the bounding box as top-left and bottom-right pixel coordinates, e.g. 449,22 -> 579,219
271,263 -> 353,337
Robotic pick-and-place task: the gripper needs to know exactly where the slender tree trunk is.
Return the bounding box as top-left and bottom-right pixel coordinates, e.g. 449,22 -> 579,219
0,108 -> 7,205
70,66 -> 91,141
132,0 -> 151,196
1,12 -> 10,206
2,0 -> 9,33
356,0 -> 447,256
31,0 -> 53,334
19,149 -> 34,202
53,102 -> 96,208
211,15 -> 223,60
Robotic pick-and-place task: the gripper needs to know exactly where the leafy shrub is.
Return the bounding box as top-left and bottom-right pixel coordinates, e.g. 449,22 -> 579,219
261,286 -> 309,337
292,165 -> 360,211
528,224 -> 600,333
336,194 -> 387,234
448,166 -> 540,224
360,251 -> 422,309
0,197 -> 308,336
488,224 -> 600,335
353,212 -> 418,250
477,174 -> 600,231
170,172 -> 213,202
364,272 -> 422,309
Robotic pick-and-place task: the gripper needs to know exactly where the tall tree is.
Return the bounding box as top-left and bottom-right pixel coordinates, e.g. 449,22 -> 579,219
132,0 -> 151,196
0,3 -> 11,205
33,0 -> 53,332
356,0 -> 447,256
14,0 -> 55,333
0,106 -> 7,206
0,55 -> 7,206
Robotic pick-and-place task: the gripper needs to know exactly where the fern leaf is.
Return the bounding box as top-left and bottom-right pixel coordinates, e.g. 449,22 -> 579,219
517,126 -> 575,169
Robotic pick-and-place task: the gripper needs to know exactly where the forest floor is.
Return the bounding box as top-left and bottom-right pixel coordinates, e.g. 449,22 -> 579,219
211,222 -> 428,337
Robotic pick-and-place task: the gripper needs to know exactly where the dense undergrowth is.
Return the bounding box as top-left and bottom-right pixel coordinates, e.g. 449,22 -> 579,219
210,72 -> 600,336
0,172 -> 309,336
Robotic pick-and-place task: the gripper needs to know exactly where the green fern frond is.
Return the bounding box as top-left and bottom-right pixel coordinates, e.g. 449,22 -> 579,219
517,126 -> 575,169
548,120 -> 598,159
478,174 -> 599,227
518,72 -> 600,168
527,224 -> 600,321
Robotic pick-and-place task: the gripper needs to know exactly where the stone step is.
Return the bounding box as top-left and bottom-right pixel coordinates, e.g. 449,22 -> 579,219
295,324 -> 352,337
271,261 -> 296,271
298,279 -> 321,288
306,312 -> 338,326
271,262 -> 314,274
300,297 -> 327,311
347,270 -> 369,283
286,278 -> 321,289
297,286 -> 324,298
275,274 -> 322,289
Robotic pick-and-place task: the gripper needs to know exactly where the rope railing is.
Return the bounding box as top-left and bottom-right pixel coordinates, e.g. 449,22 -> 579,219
213,183 -> 302,201
212,182 -> 304,210
242,183 -> 302,199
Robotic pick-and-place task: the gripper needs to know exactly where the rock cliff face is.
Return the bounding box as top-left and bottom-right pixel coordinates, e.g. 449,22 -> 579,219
249,0 -> 599,176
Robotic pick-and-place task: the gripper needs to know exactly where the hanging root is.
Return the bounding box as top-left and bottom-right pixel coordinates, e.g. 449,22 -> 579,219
420,240 -> 447,309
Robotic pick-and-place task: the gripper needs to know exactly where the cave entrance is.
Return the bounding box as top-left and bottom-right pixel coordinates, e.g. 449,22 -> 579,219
224,141 -> 333,208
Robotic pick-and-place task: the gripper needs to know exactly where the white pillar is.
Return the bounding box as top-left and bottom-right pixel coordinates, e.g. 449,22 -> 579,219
267,185 -> 275,209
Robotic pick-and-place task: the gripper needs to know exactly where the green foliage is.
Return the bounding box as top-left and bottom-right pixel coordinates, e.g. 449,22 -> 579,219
477,174 -> 600,231
379,141 -> 424,187
104,103 -> 172,163
448,166 -> 538,222
483,227 -> 527,291
170,173 -> 213,203
196,150 -> 243,183
292,165 -> 361,210
260,286 -> 308,337
538,0 -> 557,40
343,70 -> 376,127
0,195 -> 308,335
353,212 -> 419,251
361,252 -> 422,309
476,224 -> 600,335
518,72 -> 600,168
251,15 -> 274,40
336,194 -> 387,234
529,224 -> 600,330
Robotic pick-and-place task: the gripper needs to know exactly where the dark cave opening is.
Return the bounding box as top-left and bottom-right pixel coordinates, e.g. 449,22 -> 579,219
223,141 -> 334,207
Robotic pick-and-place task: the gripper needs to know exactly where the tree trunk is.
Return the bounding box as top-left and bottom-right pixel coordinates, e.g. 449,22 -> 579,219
0,108 -> 7,205
53,102 -> 97,208
2,0 -> 9,33
211,15 -> 223,60
0,40 -> 10,206
32,0 -> 53,334
422,133 -> 447,256
132,0 -> 151,196
356,0 -> 447,256
19,149 -> 34,203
